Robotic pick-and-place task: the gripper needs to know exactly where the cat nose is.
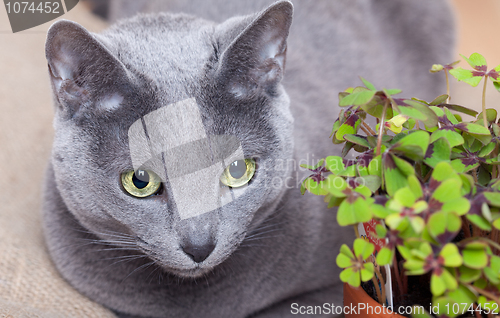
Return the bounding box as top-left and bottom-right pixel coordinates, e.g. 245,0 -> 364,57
182,243 -> 215,263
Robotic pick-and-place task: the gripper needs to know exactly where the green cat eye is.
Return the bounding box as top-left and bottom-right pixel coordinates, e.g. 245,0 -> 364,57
220,159 -> 256,188
121,170 -> 161,198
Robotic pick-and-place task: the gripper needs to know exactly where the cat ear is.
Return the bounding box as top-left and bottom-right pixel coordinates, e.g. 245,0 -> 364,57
216,1 -> 293,97
45,20 -> 129,117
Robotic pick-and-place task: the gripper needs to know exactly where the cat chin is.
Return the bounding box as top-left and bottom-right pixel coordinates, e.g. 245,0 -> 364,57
159,263 -> 215,278
144,253 -> 219,278
171,267 -> 214,278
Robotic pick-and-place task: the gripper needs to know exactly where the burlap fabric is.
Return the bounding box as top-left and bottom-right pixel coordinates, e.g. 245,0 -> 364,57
0,3 -> 115,317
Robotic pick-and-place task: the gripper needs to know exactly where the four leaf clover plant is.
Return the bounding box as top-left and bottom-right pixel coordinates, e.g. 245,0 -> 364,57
301,53 -> 500,317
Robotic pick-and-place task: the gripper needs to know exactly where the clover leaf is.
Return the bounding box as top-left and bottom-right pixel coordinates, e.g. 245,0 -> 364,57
337,239 -> 375,287
384,187 -> 427,234
300,159 -> 328,195
449,53 -> 500,88
401,242 -> 462,296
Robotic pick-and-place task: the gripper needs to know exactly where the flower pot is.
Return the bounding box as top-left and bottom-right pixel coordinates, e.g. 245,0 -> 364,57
343,283 -> 404,317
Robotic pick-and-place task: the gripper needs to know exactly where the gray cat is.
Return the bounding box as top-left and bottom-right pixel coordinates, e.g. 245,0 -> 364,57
42,1 -> 455,317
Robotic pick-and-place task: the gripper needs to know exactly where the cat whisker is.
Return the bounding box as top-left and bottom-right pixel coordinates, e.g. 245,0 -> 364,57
105,255 -> 151,270
121,261 -> 157,283
203,274 -> 210,287
248,216 -> 288,231
215,263 -> 229,278
146,266 -> 162,285
247,221 -> 284,234
100,254 -> 149,261
77,238 -> 137,246
244,228 -> 284,240
93,244 -> 138,250
74,228 -> 138,245
238,243 -> 268,248
49,238 -> 135,256
243,231 -> 285,242
94,247 -> 143,252
73,227 -> 134,238
157,271 -> 164,285
247,212 -> 287,232
49,240 -> 101,253
232,250 -> 253,259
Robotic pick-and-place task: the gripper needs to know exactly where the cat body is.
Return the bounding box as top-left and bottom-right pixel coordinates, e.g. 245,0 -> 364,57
42,1 -> 455,317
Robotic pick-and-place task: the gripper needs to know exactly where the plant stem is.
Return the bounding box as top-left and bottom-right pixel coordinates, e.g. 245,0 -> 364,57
470,285 -> 500,306
374,266 -> 386,305
482,76 -> 489,127
402,263 -> 408,295
376,100 -> 389,156
473,224 -> 480,237
472,168 -> 478,183
353,225 -> 360,238
415,162 -> 422,179
492,229 -> 500,255
360,124 -> 372,136
492,144 -> 499,178
362,121 -> 377,135
482,237 -> 500,252
445,70 -> 450,103
472,304 -> 482,318
393,256 -> 404,297
371,275 -> 384,304
423,169 -> 433,182
461,216 -> 472,238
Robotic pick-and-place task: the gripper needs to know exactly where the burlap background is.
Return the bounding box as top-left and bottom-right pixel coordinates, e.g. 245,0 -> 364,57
0,3 -> 115,317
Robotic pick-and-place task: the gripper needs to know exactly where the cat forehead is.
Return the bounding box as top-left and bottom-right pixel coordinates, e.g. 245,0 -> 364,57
128,97 -> 242,171
100,13 -> 217,86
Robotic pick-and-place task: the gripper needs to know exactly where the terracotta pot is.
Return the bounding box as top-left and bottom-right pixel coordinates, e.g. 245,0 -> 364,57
343,283 -> 404,317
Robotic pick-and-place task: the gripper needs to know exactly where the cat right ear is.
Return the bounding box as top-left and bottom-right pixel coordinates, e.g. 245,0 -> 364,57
45,20 -> 130,118
216,1 -> 293,98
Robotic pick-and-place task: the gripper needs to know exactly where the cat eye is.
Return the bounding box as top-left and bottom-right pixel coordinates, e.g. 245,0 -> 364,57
121,170 -> 162,198
220,159 -> 256,188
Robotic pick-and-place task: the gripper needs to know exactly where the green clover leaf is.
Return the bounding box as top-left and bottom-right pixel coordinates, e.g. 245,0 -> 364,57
337,239 -> 375,287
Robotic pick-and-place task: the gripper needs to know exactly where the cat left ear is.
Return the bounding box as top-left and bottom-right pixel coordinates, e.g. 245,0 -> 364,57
45,20 -> 130,118
216,1 -> 293,97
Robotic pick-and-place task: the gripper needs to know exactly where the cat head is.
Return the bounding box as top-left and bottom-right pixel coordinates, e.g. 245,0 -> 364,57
45,1 -> 294,277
